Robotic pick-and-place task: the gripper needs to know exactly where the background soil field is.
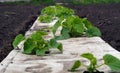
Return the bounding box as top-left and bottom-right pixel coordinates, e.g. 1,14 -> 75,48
0,4 -> 45,62
0,4 -> 120,62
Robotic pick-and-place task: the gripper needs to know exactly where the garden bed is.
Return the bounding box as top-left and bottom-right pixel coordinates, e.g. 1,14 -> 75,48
0,3 -> 120,62
0,17 -> 120,73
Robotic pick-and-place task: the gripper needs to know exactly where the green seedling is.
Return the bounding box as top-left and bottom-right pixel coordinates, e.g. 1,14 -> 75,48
69,53 -> 120,73
13,31 -> 63,56
12,34 -> 25,48
39,5 -> 101,40
52,15 -> 101,40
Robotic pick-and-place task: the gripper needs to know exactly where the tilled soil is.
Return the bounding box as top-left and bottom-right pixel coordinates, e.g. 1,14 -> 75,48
0,4 -> 120,62
0,4 -> 45,62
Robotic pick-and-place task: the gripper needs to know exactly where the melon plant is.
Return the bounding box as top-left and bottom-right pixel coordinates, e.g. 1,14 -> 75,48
69,53 -> 120,73
13,31 -> 62,56
39,5 -> 101,40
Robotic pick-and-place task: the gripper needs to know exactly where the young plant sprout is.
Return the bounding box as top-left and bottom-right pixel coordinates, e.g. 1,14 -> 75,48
69,53 -> 120,73
13,31 -> 63,56
39,5 -> 101,40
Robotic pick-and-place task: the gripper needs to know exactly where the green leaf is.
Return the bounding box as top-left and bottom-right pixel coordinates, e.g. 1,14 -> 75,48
37,31 -> 48,35
31,31 -> 45,43
81,53 -> 97,66
49,38 -> 58,48
54,27 -> 70,40
72,16 -> 84,33
61,28 -> 70,39
86,27 -> 101,37
48,38 -> 63,52
12,34 -> 25,48
82,18 -> 93,29
62,16 -> 74,28
73,23 -> 84,34
41,6 -> 56,16
52,20 -> 61,35
74,24 -> 84,33
54,36 -> 64,40
36,47 -> 49,56
37,41 -> 46,49
39,14 -> 53,23
103,54 -> 120,72
57,43 -> 63,52
69,60 -> 81,72
23,38 -> 36,54
55,5 -> 74,18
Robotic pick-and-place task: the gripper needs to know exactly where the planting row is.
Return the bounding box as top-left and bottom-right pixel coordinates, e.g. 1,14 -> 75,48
13,5 -> 120,73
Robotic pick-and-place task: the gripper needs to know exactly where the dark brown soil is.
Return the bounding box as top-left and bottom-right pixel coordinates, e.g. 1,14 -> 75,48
0,4 -> 46,62
0,3 -> 120,62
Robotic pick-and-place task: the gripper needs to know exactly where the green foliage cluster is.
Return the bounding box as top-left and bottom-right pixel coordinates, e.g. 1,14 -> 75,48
39,5 -> 101,40
69,53 -> 120,73
13,31 -> 62,56
39,5 -> 74,23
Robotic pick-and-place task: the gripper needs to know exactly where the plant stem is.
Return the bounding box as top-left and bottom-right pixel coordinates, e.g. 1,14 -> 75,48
81,63 -> 88,68
96,63 -> 105,68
